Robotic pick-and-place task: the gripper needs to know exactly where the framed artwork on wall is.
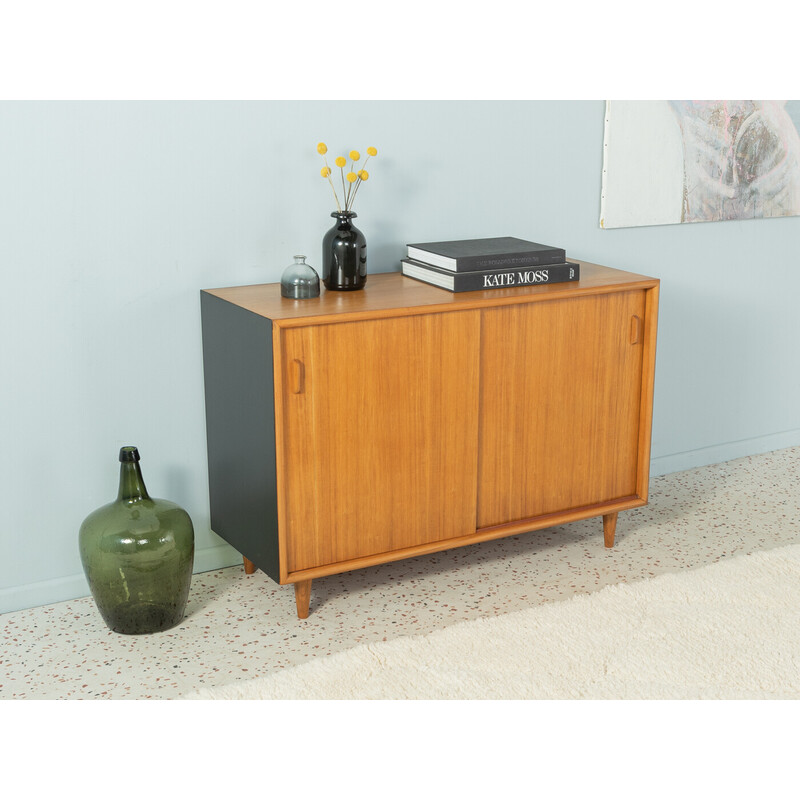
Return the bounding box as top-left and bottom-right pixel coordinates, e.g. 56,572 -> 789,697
600,100 -> 800,229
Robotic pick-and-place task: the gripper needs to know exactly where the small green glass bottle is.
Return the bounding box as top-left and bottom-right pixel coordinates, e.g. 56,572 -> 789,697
79,446 -> 195,635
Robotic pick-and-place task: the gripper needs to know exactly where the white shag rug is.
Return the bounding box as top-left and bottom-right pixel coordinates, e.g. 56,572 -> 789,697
183,544 -> 800,700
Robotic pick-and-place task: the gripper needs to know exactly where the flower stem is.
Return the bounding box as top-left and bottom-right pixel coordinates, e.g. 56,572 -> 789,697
323,156 -> 342,212
327,176 -> 342,212
349,176 -> 363,209
346,165 -> 355,211
347,156 -> 370,211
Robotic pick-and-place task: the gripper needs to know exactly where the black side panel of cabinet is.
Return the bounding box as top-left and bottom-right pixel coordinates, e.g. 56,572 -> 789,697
200,292 -> 280,582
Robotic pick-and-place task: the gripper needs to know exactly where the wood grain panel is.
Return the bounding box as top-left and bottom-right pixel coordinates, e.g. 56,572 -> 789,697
477,290 -> 647,528
205,264 -> 659,327
280,310 -> 481,573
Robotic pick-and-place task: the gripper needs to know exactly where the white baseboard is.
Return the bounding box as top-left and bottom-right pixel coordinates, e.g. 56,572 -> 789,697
650,428 -> 800,477
0,542 -> 242,615
4,430 -> 800,615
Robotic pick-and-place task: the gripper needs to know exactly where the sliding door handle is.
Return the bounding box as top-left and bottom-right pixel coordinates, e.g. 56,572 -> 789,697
630,315 -> 642,345
291,359 -> 305,394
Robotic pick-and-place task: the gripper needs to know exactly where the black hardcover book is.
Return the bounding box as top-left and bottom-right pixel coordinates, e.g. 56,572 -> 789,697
401,258 -> 580,293
406,236 -> 566,272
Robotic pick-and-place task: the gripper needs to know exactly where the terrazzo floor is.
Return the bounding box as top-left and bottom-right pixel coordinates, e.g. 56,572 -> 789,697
3,446 -> 799,700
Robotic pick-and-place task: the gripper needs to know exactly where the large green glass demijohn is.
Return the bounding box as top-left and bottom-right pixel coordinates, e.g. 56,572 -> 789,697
79,446 -> 195,635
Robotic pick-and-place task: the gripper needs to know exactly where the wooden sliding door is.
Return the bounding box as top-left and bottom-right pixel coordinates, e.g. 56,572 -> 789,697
279,310 -> 481,573
477,290 -> 647,528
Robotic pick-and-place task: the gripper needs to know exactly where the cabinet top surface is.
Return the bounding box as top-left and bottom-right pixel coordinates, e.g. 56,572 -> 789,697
203,262 -> 658,326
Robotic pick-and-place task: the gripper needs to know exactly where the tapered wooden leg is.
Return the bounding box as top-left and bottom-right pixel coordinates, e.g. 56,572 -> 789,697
603,512 -> 618,548
294,580 -> 312,619
243,556 -> 256,574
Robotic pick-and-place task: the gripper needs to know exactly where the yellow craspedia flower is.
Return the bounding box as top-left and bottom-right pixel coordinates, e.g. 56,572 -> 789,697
358,170 -> 369,180
317,142 -> 327,155
349,150 -> 360,161
346,171 -> 358,183
335,156 -> 346,167
320,166 -> 332,177
367,147 -> 377,157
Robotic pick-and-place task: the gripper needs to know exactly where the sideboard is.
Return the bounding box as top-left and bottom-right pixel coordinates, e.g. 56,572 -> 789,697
200,263 -> 659,618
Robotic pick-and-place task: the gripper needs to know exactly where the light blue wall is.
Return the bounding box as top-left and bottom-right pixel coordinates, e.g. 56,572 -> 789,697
2,101 -> 799,613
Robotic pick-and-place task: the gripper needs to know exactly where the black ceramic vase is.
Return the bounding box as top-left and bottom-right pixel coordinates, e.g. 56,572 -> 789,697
322,210 -> 367,291
78,446 -> 195,635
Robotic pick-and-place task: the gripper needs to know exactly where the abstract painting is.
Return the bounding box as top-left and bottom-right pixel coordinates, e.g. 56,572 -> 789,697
600,100 -> 800,228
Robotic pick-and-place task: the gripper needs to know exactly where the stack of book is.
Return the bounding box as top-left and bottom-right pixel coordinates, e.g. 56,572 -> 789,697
401,236 -> 579,293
